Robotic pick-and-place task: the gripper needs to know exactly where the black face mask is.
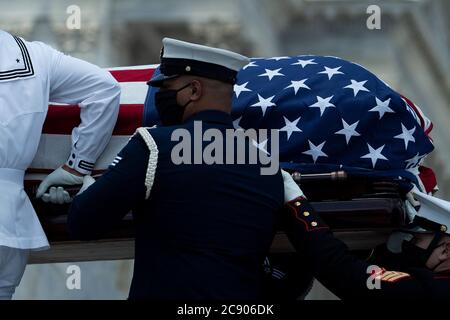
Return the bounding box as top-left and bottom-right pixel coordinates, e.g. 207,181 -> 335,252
155,83 -> 192,126
400,240 -> 431,269
371,235 -> 445,271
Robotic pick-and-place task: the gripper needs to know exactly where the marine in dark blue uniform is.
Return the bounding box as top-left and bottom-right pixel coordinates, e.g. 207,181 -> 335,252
68,38 -> 284,300
277,172 -> 450,299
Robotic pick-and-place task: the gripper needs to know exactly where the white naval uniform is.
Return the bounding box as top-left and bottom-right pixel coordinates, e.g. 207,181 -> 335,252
0,29 -> 121,251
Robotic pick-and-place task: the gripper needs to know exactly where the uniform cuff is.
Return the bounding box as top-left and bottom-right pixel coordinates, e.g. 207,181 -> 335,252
285,197 -> 330,232
66,152 -> 95,175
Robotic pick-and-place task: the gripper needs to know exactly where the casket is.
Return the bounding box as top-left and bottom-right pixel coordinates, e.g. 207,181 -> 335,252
26,65 -> 410,263
28,174 -> 406,264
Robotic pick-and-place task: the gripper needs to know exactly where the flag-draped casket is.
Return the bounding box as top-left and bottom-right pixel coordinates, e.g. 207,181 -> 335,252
28,57 -> 436,193
145,56 -> 436,193
27,57 -> 437,263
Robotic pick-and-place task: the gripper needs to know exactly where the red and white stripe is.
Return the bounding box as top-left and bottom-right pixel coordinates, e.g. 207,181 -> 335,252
401,95 -> 434,139
26,65 -> 158,181
25,64 -> 438,194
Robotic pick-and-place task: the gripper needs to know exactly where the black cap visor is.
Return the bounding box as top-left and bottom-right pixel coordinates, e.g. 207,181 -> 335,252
147,73 -> 180,87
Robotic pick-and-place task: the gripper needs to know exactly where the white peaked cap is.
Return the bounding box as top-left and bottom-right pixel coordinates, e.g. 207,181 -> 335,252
411,190 -> 450,235
148,37 -> 250,87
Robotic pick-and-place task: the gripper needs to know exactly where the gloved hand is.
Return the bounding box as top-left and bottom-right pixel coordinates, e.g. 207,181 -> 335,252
41,186 -> 72,204
78,175 -> 96,194
281,169 -> 305,203
36,167 -> 95,204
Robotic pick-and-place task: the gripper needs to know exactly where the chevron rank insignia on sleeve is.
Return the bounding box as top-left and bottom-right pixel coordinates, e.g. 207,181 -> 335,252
110,155 -> 123,167
377,270 -> 411,283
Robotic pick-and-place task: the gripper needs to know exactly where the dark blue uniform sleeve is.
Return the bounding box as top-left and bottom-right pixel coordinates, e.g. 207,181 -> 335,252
282,198 -> 450,299
67,135 -> 149,240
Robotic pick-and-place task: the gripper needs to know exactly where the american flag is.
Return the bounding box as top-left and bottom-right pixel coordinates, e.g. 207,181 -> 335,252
25,65 -> 156,184
27,56 -> 437,193
235,56 -> 436,192
145,56 -> 436,192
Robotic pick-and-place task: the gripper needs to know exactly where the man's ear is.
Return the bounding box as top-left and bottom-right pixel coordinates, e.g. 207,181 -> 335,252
189,80 -> 202,101
444,241 -> 450,259
436,241 -> 450,261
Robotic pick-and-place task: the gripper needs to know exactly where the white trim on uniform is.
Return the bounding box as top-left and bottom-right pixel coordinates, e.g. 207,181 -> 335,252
135,127 -> 159,200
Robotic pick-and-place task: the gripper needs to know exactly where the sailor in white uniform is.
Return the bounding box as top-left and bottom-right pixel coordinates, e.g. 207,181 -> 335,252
0,29 -> 121,299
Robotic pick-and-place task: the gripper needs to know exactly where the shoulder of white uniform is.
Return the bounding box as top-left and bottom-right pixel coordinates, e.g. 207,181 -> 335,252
19,38 -> 63,74
21,38 -> 57,55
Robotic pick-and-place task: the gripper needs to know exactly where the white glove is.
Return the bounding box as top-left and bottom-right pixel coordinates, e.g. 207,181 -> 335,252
78,175 -> 96,194
41,186 -> 72,204
281,169 -> 305,203
36,166 -> 92,204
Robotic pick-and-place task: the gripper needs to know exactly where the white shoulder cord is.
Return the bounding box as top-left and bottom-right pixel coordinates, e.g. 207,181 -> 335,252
134,127 -> 159,200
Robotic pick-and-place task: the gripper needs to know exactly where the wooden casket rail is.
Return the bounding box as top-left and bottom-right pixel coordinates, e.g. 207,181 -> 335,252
29,231 -> 393,264
29,198 -> 404,264
28,175 -> 406,264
